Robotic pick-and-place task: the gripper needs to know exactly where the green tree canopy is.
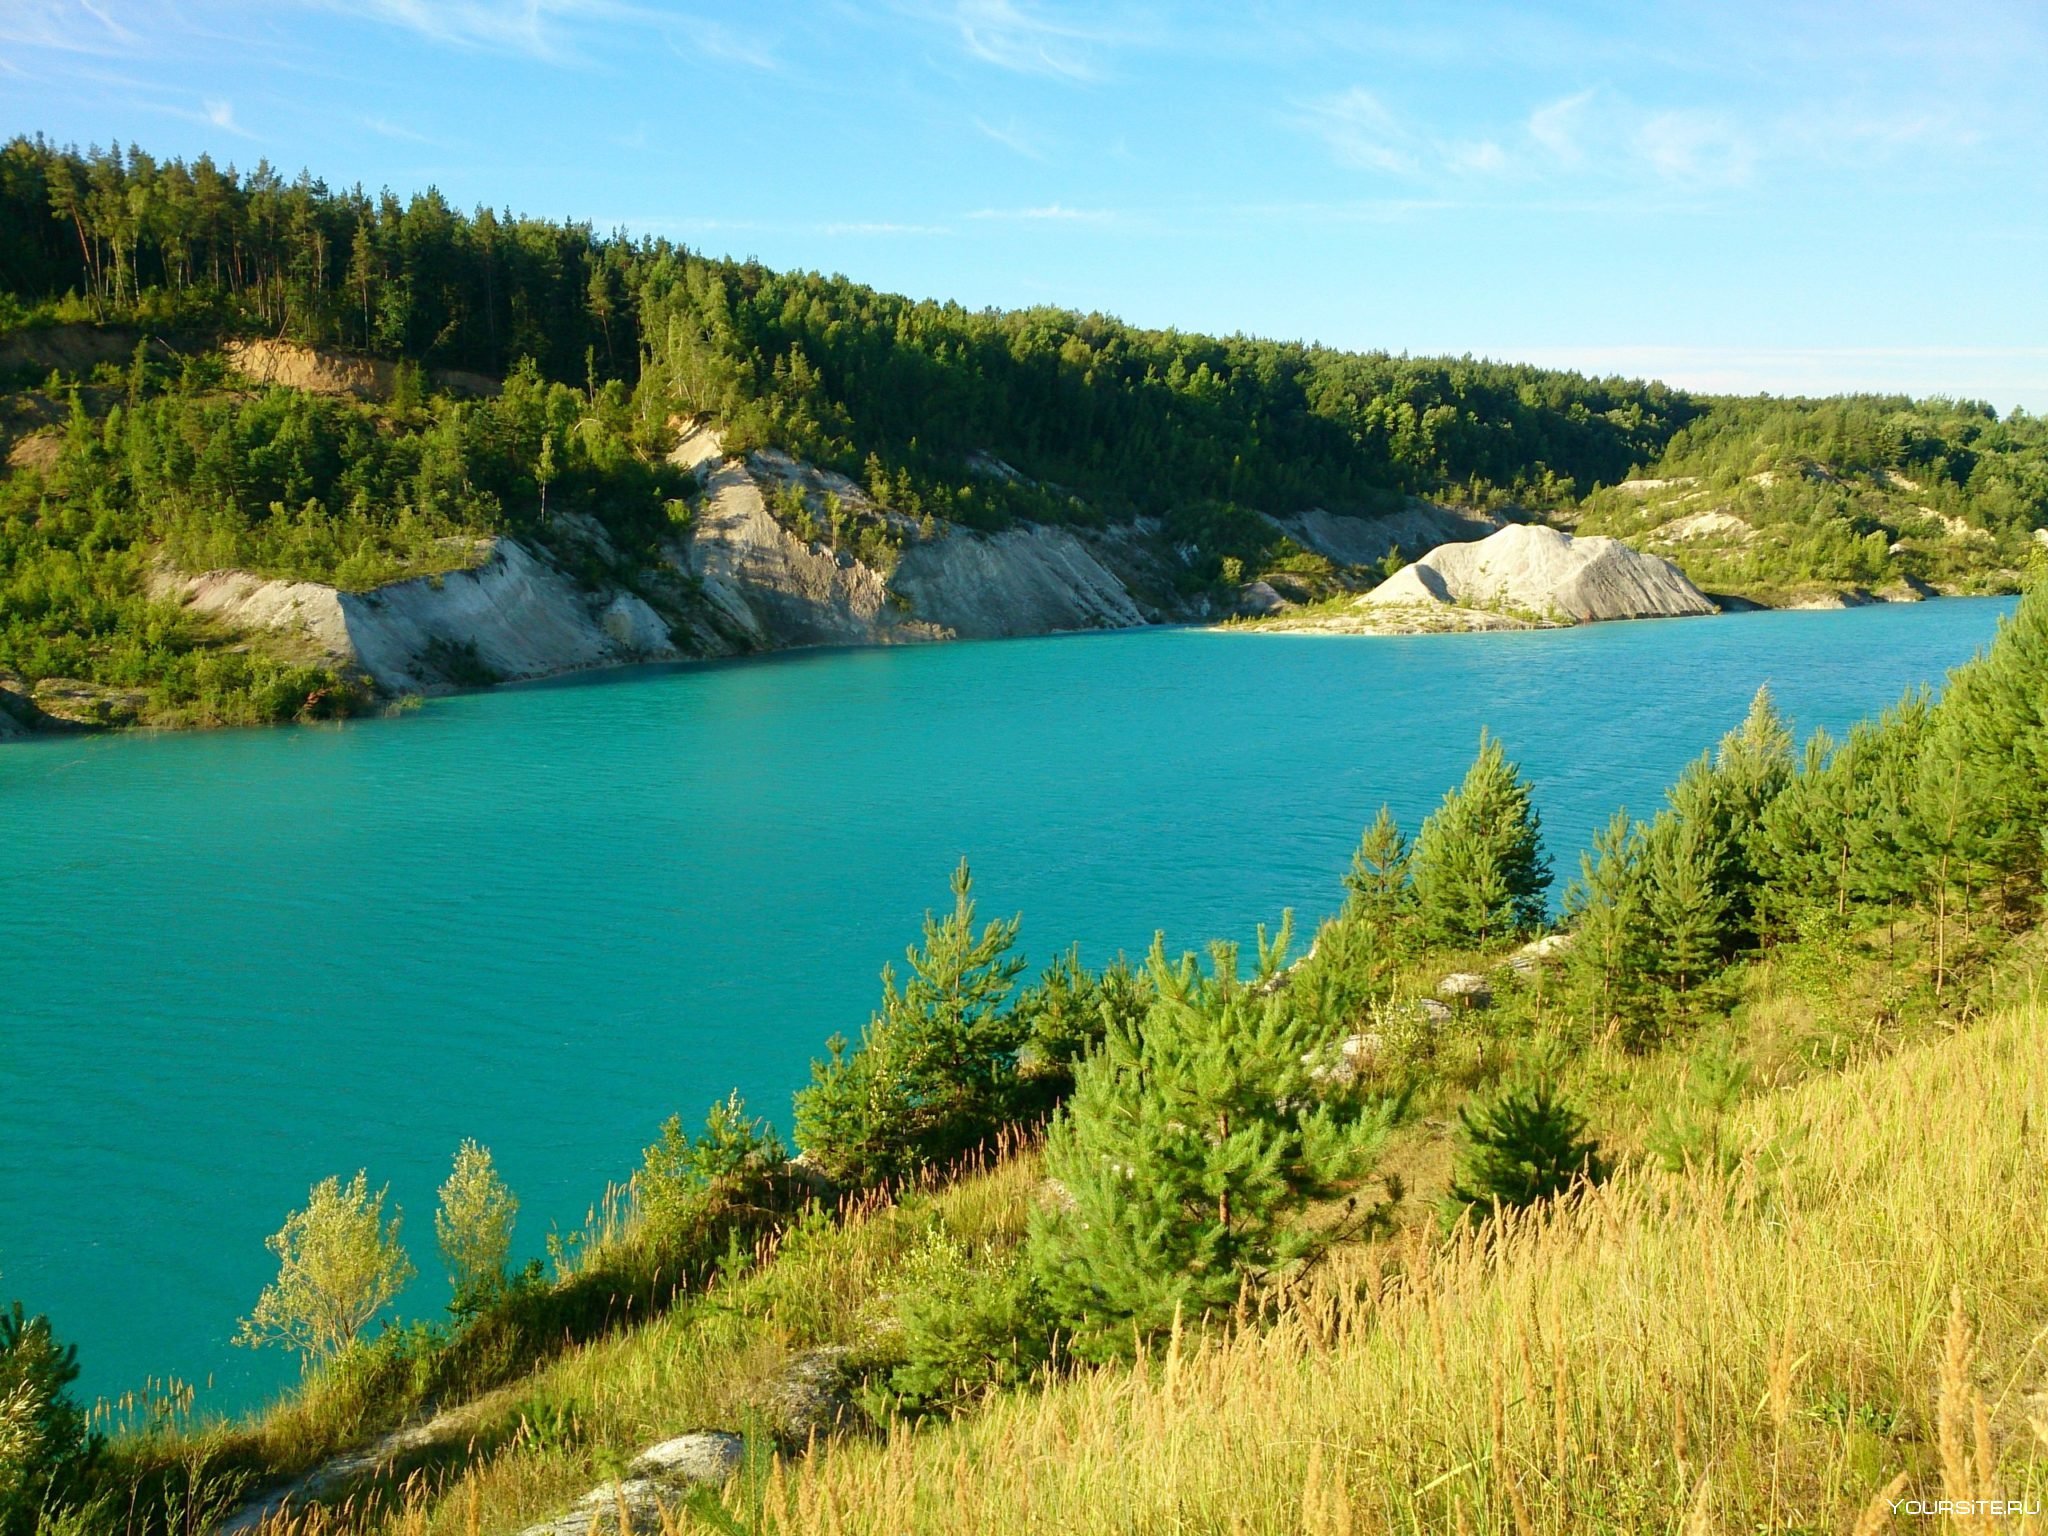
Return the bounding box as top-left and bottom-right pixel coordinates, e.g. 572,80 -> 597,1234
793,860 -> 1026,1189
1030,934 -> 1393,1360
1409,732 -> 1552,947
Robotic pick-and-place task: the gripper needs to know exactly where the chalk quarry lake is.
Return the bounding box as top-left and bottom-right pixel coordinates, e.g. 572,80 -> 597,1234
0,598 -> 2017,1413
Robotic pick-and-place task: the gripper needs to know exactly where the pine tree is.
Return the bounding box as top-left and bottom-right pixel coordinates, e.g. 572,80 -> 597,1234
1446,1074 -> 1605,1219
1644,811 -> 1730,1017
1755,728 -> 1846,935
1907,709 -> 2008,995
1561,809 -> 1655,1038
1343,803 -> 1412,947
1409,732 -> 1551,948
1296,807 -> 1416,1018
1701,684 -> 1795,942
1029,937 -> 1393,1359
0,1304 -> 90,1536
794,860 -> 1025,1188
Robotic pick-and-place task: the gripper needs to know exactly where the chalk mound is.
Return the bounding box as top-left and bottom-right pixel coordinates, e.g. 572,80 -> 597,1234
1363,523 -> 1714,623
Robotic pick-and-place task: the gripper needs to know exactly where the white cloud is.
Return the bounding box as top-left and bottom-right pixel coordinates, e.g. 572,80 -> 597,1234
302,0 -> 656,63
0,0 -> 137,52
364,115 -> 441,145
1527,88 -> 1593,165
670,16 -> 779,71
1302,91 -> 1511,179
966,202 -> 1115,222
973,115 -> 1050,162
819,221 -> 954,236
921,0 -> 1145,82
1637,109 -> 1755,187
1301,87 -> 1416,175
1446,139 -> 1508,175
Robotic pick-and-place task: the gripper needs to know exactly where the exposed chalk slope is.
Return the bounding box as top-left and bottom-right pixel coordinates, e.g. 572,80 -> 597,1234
157,540 -> 677,693
1364,523 -> 1715,622
679,433 -> 1143,646
1277,502 -> 1503,566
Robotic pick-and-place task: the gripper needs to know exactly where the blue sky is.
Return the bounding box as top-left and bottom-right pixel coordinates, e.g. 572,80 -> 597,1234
4,0 -> 2044,408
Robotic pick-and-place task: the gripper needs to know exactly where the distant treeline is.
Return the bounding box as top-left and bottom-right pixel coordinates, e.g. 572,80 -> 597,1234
1,136 -> 1703,524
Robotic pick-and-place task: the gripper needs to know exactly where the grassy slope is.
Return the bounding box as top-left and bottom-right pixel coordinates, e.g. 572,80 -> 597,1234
745,989 -> 2048,1534
138,915 -> 2044,1536
1575,470 -> 2033,609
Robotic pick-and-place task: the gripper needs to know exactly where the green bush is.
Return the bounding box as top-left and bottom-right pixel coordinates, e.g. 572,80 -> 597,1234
1008,948 -> 1151,1108
638,1093 -> 787,1252
234,1172 -> 416,1362
878,1237 -> 1053,1417
794,861 -> 1025,1190
436,1141 -> 519,1316
1445,1074 -> 1606,1221
1030,932 -> 1396,1359
0,1303 -> 92,1536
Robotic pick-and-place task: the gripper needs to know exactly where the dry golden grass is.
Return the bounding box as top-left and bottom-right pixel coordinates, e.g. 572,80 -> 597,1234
729,995 -> 2048,1534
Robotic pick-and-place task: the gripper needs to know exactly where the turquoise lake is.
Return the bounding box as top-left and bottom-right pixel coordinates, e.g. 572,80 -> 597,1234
0,598 -> 2016,1415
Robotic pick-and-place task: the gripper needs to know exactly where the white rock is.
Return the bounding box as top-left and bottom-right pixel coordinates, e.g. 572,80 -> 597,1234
600,593 -> 672,653
628,1432 -> 745,1485
1362,523 -> 1714,624
1238,580 -> 1288,615
152,539 -> 678,694
1438,972 -> 1493,1004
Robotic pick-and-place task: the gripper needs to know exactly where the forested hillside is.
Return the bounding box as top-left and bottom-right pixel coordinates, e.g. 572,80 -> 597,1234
2,133 -> 2045,731
0,136 -> 1698,522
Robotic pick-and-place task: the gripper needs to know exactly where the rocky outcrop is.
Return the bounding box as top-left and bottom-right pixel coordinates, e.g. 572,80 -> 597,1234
890,524 -> 1145,638
1277,502 -> 1503,566
219,1412 -> 469,1536
1242,523 -> 1714,637
1508,933 -> 1574,977
0,324 -> 172,377
26,678 -> 150,728
514,1434 -> 746,1536
680,436 -> 1144,646
684,457 -> 920,647
1364,524 -> 1715,624
224,339 -> 498,400
155,539 -> 677,694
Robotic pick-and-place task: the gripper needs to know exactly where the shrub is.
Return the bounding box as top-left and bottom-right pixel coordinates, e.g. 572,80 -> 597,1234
1445,1074 -> 1606,1221
638,1092 -> 786,1249
435,1141 -> 519,1316
236,1172 -> 416,1362
1031,934 -> 1395,1359
879,1237 -> 1053,1417
1008,949 -> 1151,1107
794,860 -> 1025,1189
0,1303 -> 91,1536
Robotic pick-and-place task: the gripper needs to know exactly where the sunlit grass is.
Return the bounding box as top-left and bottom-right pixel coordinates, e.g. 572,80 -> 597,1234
735,993 -> 2048,1533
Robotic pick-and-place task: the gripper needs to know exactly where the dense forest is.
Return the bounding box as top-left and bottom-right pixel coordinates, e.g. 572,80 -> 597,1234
2,133 -> 2046,730
0,135 -> 1696,521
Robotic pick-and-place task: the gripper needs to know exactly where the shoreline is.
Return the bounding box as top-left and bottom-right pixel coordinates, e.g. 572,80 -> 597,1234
4,592 -> 2023,748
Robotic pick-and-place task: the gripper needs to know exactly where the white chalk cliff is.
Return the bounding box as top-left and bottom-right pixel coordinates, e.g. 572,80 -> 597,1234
1362,523 -> 1715,623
